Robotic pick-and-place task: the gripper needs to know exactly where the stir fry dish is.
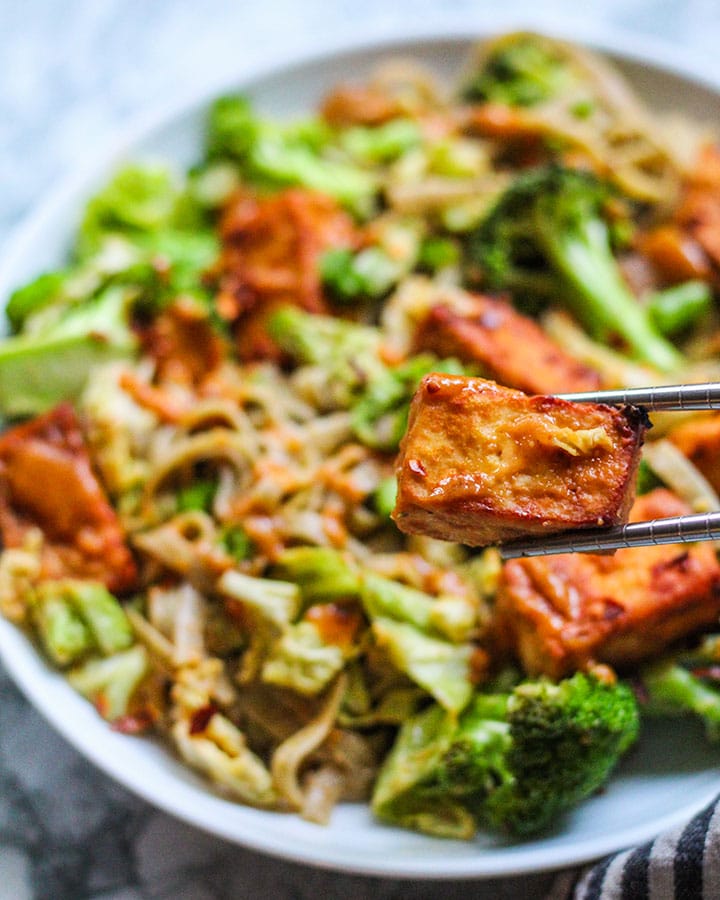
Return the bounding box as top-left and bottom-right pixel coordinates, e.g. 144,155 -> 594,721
5,31 -> 720,841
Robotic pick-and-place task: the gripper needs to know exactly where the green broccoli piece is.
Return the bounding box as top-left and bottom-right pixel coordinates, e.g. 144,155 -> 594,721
68,644 -> 149,721
0,286 -> 137,416
351,354 -> 465,452
462,34 -> 572,107
205,95 -> 377,215
321,218 -> 425,305
647,280 -> 712,337
484,674 -> 639,835
372,696 -> 510,838
638,639 -> 720,741
31,580 -> 134,666
466,165 -> 682,371
372,673 -> 639,839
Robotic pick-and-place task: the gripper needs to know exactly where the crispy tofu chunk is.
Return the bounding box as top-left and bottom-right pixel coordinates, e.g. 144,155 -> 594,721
393,375 -> 646,546
497,489 -> 720,677
413,297 -> 602,394
0,404 -> 137,594
668,413 -> 720,495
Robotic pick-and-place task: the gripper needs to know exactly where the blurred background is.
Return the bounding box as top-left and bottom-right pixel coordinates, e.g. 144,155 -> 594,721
1,1 -> 719,898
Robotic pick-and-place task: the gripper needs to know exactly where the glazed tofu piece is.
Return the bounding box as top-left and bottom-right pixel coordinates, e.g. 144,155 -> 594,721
0,404 -> 137,594
393,375 -> 647,546
413,296 -> 602,395
497,489 -> 720,677
668,414 -> 720,495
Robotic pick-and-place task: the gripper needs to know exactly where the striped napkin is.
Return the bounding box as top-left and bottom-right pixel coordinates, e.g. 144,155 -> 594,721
548,795 -> 720,900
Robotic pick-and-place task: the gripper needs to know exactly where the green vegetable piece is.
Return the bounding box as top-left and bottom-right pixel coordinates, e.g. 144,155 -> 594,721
218,525 -> 254,562
648,280 -> 712,337
372,616 -> 474,713
0,286 -> 136,417
373,672 -> 638,839
274,547 -> 361,605
372,695 -> 510,839
340,119 -> 422,164
68,644 -> 148,721
484,674 -> 639,835
418,237 -> 460,272
466,165 -> 682,371
636,458 -> 662,495
80,165 -> 180,253
571,99 -> 596,119
32,592 -> 92,667
351,354 -> 464,452
463,35 -> 571,107
206,95 -> 260,160
261,620 -> 346,695
268,306 -> 385,407
6,271 -> 67,333
640,658 -> 720,741
63,581 -> 134,656
176,478 -> 218,513
217,569 -> 301,629
361,573 -> 433,631
372,476 -> 398,519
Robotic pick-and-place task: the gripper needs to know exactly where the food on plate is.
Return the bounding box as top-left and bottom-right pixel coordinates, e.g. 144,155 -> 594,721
392,374 -> 647,546
413,293 -> 602,394
3,30 -> 720,842
497,489 -> 720,677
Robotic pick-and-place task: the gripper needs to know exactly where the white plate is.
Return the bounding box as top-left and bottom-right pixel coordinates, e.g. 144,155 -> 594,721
2,23 -> 720,880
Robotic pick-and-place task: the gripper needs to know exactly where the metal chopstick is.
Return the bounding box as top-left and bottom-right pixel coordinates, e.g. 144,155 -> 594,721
499,510 -> 720,559
496,382 -> 720,558
554,382 -> 720,410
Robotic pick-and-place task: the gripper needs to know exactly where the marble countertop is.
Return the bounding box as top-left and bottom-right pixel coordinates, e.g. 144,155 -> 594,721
1,2 -> 719,898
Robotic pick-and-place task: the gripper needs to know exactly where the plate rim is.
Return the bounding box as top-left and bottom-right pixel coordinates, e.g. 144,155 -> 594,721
2,16 -> 720,880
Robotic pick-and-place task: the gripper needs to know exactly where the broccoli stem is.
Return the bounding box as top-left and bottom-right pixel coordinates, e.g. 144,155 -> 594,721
541,214 -> 682,372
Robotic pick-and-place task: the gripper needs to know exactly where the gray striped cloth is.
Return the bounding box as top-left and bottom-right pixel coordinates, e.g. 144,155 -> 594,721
548,795 -> 720,900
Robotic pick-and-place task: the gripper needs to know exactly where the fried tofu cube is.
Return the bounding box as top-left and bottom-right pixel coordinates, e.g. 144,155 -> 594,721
497,489 -> 720,677
392,375 -> 647,546
668,413 -> 720,495
0,403 -> 137,594
413,297 -> 602,394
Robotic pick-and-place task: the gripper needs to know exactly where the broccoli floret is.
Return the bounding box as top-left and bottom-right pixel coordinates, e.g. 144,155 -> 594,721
372,672 -> 639,839
462,34 -> 572,107
466,165 -> 682,371
484,673 -> 639,835
638,638 -> 720,741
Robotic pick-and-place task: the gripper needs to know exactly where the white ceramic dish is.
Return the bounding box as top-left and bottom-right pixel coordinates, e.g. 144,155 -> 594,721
2,23 -> 720,880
